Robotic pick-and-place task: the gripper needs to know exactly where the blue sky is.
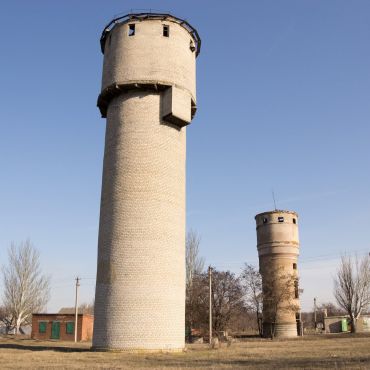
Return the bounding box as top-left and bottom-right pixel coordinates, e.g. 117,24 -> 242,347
0,0 -> 369,312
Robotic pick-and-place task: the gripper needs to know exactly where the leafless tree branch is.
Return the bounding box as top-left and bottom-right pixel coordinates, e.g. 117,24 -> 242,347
186,230 -> 204,288
241,264 -> 263,336
334,254 -> 370,333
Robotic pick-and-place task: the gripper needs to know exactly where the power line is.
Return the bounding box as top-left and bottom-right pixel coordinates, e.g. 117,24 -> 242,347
207,249 -> 369,268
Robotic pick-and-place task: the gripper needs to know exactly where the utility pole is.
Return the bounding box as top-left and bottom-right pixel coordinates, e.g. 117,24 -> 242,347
208,266 -> 212,345
74,277 -> 80,343
314,297 -> 317,330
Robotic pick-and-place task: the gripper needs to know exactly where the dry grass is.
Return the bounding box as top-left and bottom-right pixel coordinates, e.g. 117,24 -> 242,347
1,334 -> 370,369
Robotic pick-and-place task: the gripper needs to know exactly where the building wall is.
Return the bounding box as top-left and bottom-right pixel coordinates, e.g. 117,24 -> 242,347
255,210 -> 300,338
93,14 -> 200,351
324,316 -> 344,333
324,316 -> 370,333
82,315 -> 94,341
31,314 -> 93,341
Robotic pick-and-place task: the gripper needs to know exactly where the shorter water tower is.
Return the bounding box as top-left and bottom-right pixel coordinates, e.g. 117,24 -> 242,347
255,210 -> 300,338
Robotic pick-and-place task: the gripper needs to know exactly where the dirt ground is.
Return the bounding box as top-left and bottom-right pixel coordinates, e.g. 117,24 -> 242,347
1,334 -> 370,369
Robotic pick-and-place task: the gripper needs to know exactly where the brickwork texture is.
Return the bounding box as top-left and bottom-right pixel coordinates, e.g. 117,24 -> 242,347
93,14 -> 199,351
255,210 -> 300,338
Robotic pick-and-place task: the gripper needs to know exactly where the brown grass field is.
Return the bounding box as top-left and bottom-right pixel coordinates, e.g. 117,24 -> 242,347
1,334 -> 370,369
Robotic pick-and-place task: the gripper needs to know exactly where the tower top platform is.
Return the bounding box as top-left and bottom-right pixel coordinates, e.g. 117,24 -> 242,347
255,210 -> 298,219
100,12 -> 201,56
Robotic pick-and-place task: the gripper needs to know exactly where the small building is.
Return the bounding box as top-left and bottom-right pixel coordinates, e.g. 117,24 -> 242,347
31,312 -> 93,341
324,315 -> 370,333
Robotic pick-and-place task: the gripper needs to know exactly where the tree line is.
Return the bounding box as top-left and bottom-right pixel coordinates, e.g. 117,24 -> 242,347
1,236 -> 370,336
185,230 -> 300,338
186,230 -> 370,337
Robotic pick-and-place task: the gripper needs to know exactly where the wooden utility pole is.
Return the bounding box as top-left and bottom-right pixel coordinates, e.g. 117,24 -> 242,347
208,266 -> 212,345
314,297 -> 317,330
74,277 -> 80,343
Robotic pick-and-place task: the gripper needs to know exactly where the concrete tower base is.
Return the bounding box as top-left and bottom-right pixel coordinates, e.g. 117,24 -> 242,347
263,322 -> 298,338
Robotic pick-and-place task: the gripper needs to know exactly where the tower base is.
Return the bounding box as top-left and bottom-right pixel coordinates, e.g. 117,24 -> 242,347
263,322 -> 297,338
91,346 -> 185,353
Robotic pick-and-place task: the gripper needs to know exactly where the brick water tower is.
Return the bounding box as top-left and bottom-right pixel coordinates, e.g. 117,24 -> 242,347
93,13 -> 201,351
255,210 -> 300,338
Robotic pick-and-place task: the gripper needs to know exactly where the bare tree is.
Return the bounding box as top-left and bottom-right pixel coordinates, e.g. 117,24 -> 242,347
0,306 -> 14,334
227,306 -> 258,333
186,268 -> 248,338
185,272 -> 209,337
241,264 -> 263,336
2,240 -> 50,334
262,268 -> 300,338
186,230 -> 204,287
185,230 -> 205,337
334,254 -> 370,333
79,300 -> 95,315
211,269 -> 246,333
302,301 -> 345,329
318,302 -> 344,317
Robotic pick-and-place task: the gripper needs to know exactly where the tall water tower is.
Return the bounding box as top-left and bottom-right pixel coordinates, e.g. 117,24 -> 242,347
93,13 -> 201,351
255,210 -> 300,338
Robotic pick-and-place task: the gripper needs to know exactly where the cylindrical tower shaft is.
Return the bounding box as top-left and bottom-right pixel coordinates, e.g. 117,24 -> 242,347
255,210 -> 300,338
93,13 -> 200,351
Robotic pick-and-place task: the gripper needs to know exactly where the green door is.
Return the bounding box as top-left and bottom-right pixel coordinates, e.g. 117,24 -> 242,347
51,321 -> 60,339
